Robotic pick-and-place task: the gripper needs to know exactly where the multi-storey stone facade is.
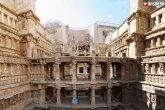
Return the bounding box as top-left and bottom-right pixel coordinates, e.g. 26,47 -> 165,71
0,0 -> 164,110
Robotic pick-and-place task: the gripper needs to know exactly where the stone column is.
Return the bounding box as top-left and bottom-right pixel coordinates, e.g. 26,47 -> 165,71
141,64 -> 145,74
0,12 -> 4,22
7,15 -> 10,25
41,64 -> 45,81
107,88 -> 112,110
72,88 -> 77,106
91,57 -> 96,82
91,64 -> 96,82
106,62 -> 111,81
27,64 -> 31,81
56,87 -> 61,105
55,63 -> 60,82
52,63 -> 56,80
156,37 -> 160,47
3,63 -> 7,75
71,57 -> 77,82
12,19 -> 15,28
151,94 -> 157,110
38,84 -> 45,105
121,59 -> 126,81
91,87 -> 95,107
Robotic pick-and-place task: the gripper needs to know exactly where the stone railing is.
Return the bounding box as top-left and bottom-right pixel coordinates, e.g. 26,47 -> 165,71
30,73 -> 41,81
0,74 -> 28,86
145,46 -> 165,56
139,74 -> 165,84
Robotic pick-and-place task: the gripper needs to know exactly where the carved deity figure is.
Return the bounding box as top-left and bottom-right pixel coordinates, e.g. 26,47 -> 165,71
145,64 -> 149,73
159,63 -> 164,74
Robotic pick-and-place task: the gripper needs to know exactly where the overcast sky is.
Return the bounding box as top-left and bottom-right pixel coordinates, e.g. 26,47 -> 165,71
36,0 -> 130,28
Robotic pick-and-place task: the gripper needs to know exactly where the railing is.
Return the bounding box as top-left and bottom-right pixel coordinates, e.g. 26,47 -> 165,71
0,74 -> 28,86
30,74 -> 41,81
139,74 -> 165,84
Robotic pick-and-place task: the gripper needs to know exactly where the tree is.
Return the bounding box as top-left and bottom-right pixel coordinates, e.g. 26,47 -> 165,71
43,19 -> 61,33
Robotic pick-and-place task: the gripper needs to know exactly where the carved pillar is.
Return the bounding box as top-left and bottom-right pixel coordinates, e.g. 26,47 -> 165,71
7,15 -> 10,25
56,87 -> 61,105
12,19 -> 15,28
38,84 -> 45,105
91,86 -> 95,107
107,88 -> 111,110
151,94 -> 157,110
91,57 -> 96,82
151,39 -> 155,48
113,65 -> 116,78
156,37 -> 160,47
52,63 -> 56,80
0,12 -> 4,22
145,64 -> 149,73
110,64 -> 113,78
71,57 -> 77,82
141,64 -> 145,74
146,92 -> 151,108
72,87 -> 77,106
26,36 -> 33,58
121,59 -> 126,81
3,63 -> 7,75
41,64 -> 45,81
106,61 -> 111,81
55,64 -> 60,82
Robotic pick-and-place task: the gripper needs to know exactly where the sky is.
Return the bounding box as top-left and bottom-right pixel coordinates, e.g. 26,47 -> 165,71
36,0 -> 130,28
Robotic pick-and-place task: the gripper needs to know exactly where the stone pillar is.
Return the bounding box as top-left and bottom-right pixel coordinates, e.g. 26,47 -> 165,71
26,36 -> 33,58
151,39 -> 155,48
27,64 -> 31,81
107,88 -> 112,110
91,64 -> 96,82
141,64 -> 145,74
56,87 -> 61,105
52,63 -> 56,80
121,59 -> 126,81
156,37 -> 160,47
0,12 -> 4,22
106,62 -> 111,81
91,87 -> 95,107
55,64 -> 60,82
110,64 -> 113,78
3,63 -> 7,75
41,64 -> 45,81
12,19 -> 15,28
7,15 -> 10,25
72,88 -> 77,106
38,84 -> 45,105
151,94 -> 157,110
71,57 -> 77,82
91,57 -> 96,82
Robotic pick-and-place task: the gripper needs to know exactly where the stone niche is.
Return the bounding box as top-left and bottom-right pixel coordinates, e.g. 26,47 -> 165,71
77,63 -> 89,78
